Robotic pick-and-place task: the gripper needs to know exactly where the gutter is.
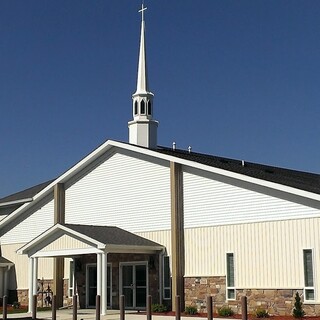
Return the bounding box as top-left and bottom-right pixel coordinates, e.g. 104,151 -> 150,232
0,198 -> 33,207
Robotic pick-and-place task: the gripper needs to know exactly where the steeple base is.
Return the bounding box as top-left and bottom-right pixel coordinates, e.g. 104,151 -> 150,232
128,119 -> 158,149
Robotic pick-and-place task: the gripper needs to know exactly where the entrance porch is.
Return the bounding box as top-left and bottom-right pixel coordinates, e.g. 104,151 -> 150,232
17,223 -> 165,315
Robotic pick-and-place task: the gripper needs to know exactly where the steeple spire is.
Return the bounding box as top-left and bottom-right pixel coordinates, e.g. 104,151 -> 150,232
128,4 -> 158,149
135,4 -> 149,94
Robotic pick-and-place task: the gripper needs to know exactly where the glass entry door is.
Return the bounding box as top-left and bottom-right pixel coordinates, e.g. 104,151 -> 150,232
86,264 -> 111,308
121,263 -> 147,309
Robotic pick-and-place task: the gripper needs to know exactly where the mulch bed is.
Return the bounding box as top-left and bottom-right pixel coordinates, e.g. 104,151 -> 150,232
136,312 -> 320,320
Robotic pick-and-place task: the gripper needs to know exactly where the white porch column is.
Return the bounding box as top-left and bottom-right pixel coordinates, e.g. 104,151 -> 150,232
28,258 -> 34,313
101,252 -> 108,315
28,257 -> 38,313
32,257 -> 38,296
97,253 -> 102,297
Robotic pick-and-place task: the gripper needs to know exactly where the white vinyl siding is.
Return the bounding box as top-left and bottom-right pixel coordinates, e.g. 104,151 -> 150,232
184,217 -> 320,303
1,199 -> 54,245
183,167 -> 320,228
65,151 -> 171,233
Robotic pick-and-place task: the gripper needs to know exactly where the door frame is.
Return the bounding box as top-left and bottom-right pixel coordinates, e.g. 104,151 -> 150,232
119,261 -> 148,309
85,263 -> 112,308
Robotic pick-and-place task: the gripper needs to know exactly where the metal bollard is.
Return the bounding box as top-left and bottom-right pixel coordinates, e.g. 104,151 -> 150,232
120,295 -> 125,320
207,296 -> 213,320
96,295 -> 101,320
241,296 -> 248,320
52,295 -> 57,320
147,295 -> 152,320
3,295 -> 8,320
73,295 -> 77,320
175,295 -> 181,320
32,295 -> 37,320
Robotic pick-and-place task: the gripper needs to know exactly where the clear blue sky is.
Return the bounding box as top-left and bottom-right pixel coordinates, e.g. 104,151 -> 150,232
1,0 -> 319,198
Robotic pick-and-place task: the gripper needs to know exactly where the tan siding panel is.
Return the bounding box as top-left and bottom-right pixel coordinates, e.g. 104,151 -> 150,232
184,218 -> 320,299
137,230 -> 171,255
41,234 -> 91,252
1,244 -> 53,289
65,152 -> 171,233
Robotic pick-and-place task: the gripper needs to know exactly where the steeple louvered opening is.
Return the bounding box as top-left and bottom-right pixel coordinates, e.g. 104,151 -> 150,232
132,97 -> 153,119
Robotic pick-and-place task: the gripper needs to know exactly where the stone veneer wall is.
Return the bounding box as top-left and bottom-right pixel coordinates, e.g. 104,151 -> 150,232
13,279 -> 70,307
237,289 -> 320,316
185,276 -> 226,313
184,277 -> 320,316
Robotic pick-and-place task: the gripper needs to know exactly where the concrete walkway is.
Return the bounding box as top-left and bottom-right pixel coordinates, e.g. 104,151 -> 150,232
5,309 -> 212,320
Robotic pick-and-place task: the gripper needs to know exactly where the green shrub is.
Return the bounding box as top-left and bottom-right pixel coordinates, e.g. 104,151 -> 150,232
151,303 -> 167,313
12,301 -> 21,309
292,292 -> 305,318
185,305 -> 198,315
218,306 -> 234,317
255,308 -> 269,318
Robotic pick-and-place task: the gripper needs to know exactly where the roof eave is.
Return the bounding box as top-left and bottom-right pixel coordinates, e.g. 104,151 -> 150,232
2,139 -> 320,234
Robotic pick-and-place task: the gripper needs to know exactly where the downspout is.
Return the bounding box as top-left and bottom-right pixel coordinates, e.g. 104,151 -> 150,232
4,265 -> 12,296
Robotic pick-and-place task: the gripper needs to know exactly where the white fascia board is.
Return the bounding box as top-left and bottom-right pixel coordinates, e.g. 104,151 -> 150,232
0,198 -> 33,207
106,244 -> 164,253
0,201 -> 35,229
109,141 -> 320,202
32,247 -> 104,258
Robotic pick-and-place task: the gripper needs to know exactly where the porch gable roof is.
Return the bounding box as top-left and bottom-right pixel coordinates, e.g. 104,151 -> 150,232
17,223 -> 164,257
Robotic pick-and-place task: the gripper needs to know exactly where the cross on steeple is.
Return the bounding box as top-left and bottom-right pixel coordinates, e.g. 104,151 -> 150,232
139,3 -> 147,22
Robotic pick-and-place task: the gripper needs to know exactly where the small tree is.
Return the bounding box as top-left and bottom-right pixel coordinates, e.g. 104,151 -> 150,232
292,292 -> 305,318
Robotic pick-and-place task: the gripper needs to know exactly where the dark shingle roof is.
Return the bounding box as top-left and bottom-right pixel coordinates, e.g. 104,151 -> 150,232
0,204 -> 22,216
64,224 -> 162,247
0,256 -> 13,265
156,146 -> 320,195
0,180 -> 54,205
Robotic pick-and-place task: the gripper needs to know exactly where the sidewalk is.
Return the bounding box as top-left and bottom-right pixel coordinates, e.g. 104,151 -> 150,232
5,309 -> 213,320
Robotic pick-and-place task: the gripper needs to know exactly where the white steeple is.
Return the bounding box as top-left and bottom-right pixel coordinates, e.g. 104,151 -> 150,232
128,4 -> 158,149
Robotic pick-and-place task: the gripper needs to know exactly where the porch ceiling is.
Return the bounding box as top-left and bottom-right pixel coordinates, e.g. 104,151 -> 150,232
17,223 -> 164,258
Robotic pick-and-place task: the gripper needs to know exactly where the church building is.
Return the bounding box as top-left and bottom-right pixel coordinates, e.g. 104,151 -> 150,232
1,5 -> 320,317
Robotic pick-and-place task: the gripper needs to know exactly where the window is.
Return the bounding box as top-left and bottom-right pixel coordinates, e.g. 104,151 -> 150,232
69,260 -> 75,297
134,101 -> 138,115
140,100 -> 146,114
303,249 -> 315,301
147,100 -> 152,115
163,256 -> 171,299
226,253 -> 235,300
